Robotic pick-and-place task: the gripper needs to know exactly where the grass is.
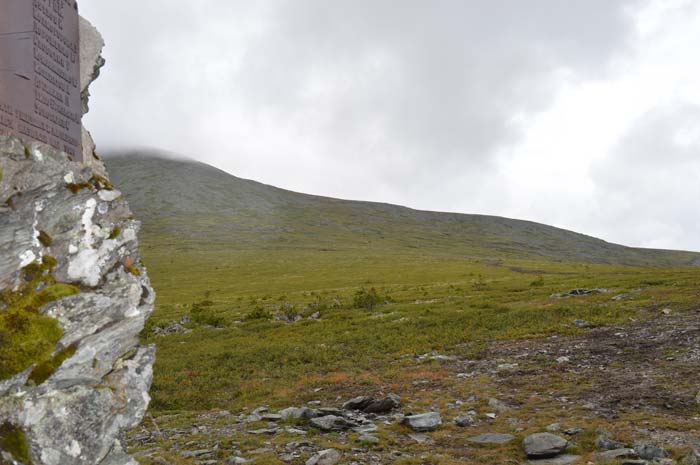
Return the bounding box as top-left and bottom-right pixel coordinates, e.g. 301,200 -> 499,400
139,236 -> 700,412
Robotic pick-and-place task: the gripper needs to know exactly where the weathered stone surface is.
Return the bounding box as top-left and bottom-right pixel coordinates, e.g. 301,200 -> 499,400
306,449 -> 341,465
454,414 -> 475,427
309,415 -> 355,432
596,448 -> 638,462
466,433 -> 515,445
528,455 -> 581,465
78,15 -> 107,174
279,406 -> 319,420
401,412 -> 442,432
79,16 -> 106,116
342,393 -> 400,413
0,136 -> 155,465
523,433 -> 569,459
633,442 -> 669,460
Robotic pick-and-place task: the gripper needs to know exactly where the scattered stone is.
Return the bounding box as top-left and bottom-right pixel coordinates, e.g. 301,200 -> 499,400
572,320 -> 589,328
528,455 -> 581,465
310,415 -> 354,432
596,436 -> 627,451
353,424 -> 379,434
408,433 -> 434,443
279,407 -> 319,420
152,322 -> 191,335
261,413 -> 282,421
401,412 -> 442,432
633,443 -> 669,460
247,428 -> 279,435
343,394 -> 401,413
306,448 -> 341,465
488,397 -> 512,412
546,423 -> 561,432
596,449 -> 638,462
454,414 -> 475,427
467,433 -> 515,445
563,428 -> 582,436
285,427 -> 308,435
523,433 -> 569,458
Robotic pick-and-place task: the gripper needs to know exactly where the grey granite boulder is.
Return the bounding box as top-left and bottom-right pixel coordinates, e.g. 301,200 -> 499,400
310,415 -> 355,432
523,433 -> 569,458
633,442 -> 669,460
401,412 -> 442,432
306,448 -> 341,465
343,393 -> 401,413
0,136 -> 155,465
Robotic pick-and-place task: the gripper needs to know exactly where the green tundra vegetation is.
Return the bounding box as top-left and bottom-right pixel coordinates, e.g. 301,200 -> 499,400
105,154 -> 700,464
140,241 -> 700,412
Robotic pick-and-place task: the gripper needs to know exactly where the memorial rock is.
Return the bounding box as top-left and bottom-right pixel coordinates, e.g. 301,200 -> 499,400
0,4 -> 154,465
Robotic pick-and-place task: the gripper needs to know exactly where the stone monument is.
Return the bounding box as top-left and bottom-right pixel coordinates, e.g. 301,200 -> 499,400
0,4 -> 155,465
0,0 -> 83,160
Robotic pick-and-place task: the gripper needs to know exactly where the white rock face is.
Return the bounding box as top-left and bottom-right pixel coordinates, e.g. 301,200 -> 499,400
0,136 -> 156,465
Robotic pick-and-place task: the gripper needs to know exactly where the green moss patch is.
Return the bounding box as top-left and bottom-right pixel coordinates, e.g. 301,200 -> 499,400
0,422 -> 31,464
28,343 -> 78,385
0,257 -> 80,381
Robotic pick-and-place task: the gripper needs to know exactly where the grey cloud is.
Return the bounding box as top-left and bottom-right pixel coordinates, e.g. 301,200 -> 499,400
590,104 -> 700,249
80,0 -> 659,235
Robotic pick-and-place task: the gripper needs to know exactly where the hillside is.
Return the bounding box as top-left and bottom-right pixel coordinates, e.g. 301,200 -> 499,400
104,151 -> 699,267
100,152 -> 700,464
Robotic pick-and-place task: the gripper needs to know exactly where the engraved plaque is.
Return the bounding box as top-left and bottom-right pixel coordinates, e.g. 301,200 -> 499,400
0,0 -> 82,160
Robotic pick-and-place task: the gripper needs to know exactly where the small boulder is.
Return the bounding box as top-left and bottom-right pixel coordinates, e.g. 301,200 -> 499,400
633,442 -> 669,460
306,449 -> 341,465
595,448 -> 637,463
310,415 -> 354,432
402,412 -> 442,432
454,414 -> 475,427
343,394 -> 400,413
523,433 -> 568,458
596,435 -> 627,451
279,406 -> 318,420
528,455 -> 581,465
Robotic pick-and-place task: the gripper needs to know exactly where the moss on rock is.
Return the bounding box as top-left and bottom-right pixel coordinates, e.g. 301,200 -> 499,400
0,422 -> 31,464
0,257 -> 80,381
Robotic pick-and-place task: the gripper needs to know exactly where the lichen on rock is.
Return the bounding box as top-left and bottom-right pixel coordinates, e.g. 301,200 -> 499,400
0,135 -> 156,464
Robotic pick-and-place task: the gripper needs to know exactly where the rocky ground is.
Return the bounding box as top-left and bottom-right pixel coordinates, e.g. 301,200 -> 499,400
127,308 -> 700,465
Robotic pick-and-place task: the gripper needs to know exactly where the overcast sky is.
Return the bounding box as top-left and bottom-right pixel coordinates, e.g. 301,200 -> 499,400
80,0 -> 700,252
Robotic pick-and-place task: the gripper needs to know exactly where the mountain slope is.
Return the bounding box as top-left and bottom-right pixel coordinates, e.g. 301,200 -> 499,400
104,151 -> 700,267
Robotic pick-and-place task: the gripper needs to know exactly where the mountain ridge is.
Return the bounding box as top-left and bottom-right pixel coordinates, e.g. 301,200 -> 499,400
104,151 -> 700,267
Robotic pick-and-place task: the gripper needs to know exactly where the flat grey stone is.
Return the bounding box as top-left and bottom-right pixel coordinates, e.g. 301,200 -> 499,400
596,449 -> 637,462
467,433 -> 515,445
310,415 -> 354,432
402,412 -> 442,432
523,433 -> 569,458
408,433 -> 434,443
528,455 -> 581,465
306,449 -> 341,465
